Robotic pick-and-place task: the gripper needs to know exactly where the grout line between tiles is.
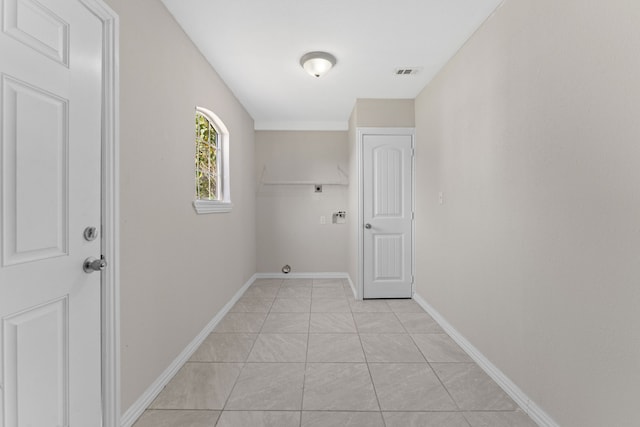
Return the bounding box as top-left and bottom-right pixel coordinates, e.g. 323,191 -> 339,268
407,330 -> 464,414
356,313 -> 385,425
299,283 -> 313,427
216,282 -> 281,415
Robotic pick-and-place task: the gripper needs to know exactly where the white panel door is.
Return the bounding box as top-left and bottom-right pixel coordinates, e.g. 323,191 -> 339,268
0,0 -> 103,425
363,134 -> 413,299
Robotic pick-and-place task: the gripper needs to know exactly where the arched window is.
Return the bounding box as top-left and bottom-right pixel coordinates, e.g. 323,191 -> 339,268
193,107 -> 231,213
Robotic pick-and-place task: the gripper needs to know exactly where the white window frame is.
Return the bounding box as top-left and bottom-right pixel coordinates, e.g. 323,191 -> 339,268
193,106 -> 232,214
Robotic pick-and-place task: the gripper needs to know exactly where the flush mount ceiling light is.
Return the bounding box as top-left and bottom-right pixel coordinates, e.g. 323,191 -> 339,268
300,51 -> 336,78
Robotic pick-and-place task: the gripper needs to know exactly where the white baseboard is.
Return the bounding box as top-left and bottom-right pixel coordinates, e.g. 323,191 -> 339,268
120,274 -> 258,427
412,293 -> 559,427
345,275 -> 357,298
255,272 -> 350,280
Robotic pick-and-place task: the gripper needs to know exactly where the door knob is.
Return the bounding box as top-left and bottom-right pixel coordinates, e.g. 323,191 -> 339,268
83,257 -> 107,273
365,223 -> 372,229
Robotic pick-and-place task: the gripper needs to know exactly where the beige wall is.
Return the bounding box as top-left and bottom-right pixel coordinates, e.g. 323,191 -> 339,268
256,131 -> 349,273
354,99 -> 415,128
105,0 -> 256,412
414,0 -> 640,426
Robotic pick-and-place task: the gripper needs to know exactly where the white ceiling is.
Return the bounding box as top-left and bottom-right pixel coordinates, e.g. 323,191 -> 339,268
160,0 -> 503,130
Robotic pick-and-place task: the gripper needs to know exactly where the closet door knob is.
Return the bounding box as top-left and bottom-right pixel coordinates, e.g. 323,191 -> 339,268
83,256 -> 107,273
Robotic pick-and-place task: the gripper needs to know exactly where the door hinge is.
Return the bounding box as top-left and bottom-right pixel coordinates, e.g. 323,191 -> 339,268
411,148 -> 415,157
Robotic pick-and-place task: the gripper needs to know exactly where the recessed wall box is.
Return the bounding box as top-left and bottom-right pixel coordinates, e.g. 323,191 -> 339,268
332,211 -> 346,224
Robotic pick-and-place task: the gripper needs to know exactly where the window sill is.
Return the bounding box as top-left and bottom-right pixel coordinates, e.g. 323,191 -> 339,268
193,200 -> 233,214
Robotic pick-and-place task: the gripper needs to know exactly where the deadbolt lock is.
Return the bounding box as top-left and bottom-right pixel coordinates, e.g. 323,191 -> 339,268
83,226 -> 98,241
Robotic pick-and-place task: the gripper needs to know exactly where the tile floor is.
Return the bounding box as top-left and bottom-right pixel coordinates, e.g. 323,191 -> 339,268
133,278 -> 538,427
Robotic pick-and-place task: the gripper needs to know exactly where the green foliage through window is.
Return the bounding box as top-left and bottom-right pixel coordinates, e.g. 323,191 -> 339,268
195,112 -> 219,200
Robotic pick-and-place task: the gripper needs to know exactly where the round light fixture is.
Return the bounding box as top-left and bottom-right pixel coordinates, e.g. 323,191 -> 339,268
300,51 -> 336,78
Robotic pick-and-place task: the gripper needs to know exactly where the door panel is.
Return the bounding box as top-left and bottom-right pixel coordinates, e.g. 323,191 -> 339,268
3,297 -> 69,426
363,134 -> 413,299
373,147 -> 403,217
2,75 -> 69,265
374,234 -> 404,280
0,0 -> 103,425
3,0 -> 70,65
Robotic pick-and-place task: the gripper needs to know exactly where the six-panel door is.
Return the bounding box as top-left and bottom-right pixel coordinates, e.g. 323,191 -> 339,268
0,0 -> 104,425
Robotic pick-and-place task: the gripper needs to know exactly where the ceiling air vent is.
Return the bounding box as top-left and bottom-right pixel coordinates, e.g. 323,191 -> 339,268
394,67 -> 422,76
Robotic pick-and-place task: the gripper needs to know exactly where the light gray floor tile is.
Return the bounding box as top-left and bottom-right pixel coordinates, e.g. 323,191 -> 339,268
214,313 -> 267,333
226,363 -> 305,410
244,285 -> 280,299
247,334 -> 308,362
303,363 -> 379,411
369,363 -> 457,411
464,411 -> 538,427
348,300 -> 391,312
278,286 -> 313,298
270,298 -> 311,313
411,334 -> 472,362
149,363 -> 242,410
281,278 -> 313,287
309,313 -> 356,333
310,298 -> 350,312
432,363 -> 517,410
137,281 -> 533,427
132,410 -> 220,427
360,334 -> 425,362
280,284 -> 313,291
230,297 -> 274,313
312,278 -> 343,288
307,334 -> 365,362
385,299 -> 425,313
343,286 -> 355,297
189,333 -> 256,362
216,411 -> 300,427
383,412 -> 470,427
394,312 -> 443,333
253,278 -> 283,286
353,312 -> 405,333
302,411 -> 384,427
312,287 -> 346,298
261,313 -> 310,333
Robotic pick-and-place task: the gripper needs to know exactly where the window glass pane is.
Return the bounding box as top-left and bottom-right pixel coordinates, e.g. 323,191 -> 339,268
195,112 -> 219,200
208,134 -> 218,199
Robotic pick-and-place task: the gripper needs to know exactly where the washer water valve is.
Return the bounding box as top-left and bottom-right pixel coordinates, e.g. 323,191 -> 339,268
332,211 -> 347,224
